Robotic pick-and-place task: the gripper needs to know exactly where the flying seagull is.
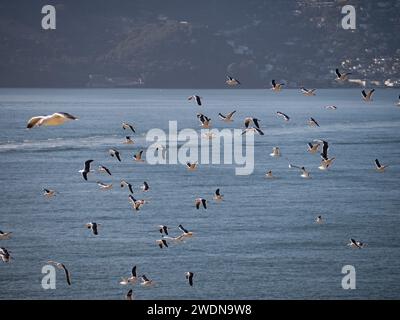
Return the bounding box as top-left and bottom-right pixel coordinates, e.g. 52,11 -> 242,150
226,76 -> 240,86
122,122 -> 135,133
158,225 -> 169,236
325,105 -> 337,110
0,247 -> 11,262
120,265 -> 137,285
186,162 -> 198,171
276,111 -> 290,121
301,87 -> 316,96
98,165 -> 112,176
121,180 -> 134,194
97,181 -> 113,190
315,216 -> 323,224
0,231 -> 12,240
133,150 -> 144,162
265,170 -> 275,179
213,188 -> 223,201
109,149 -> 121,162
319,155 -> 336,170
43,188 -> 56,198
347,238 -> 366,249
141,181 -> 149,192
79,160 -> 94,181
362,89 -> 375,101
47,261 -> 71,285
188,95 -> 202,106
197,113 -> 211,128
85,222 -> 100,235
124,136 -> 134,144
243,117 -> 264,135
314,140 -> 329,159
156,239 -> 168,249
140,274 -> 154,287
125,289 -> 134,300
271,80 -> 284,92
375,159 -> 388,172
195,198 -> 207,210
335,68 -> 351,81
308,117 -> 320,127
396,95 -> 400,106
307,142 -> 320,154
185,272 -> 194,286
270,147 -> 281,157
27,112 -> 78,129
218,110 -> 236,122
129,195 -> 146,211
178,224 -> 194,238
289,164 -> 311,179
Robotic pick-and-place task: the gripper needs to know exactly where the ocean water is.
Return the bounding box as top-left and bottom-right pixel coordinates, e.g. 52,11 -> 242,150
0,88 -> 400,300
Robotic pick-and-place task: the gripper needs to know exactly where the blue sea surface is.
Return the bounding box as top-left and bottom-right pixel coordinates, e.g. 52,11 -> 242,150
0,88 -> 399,299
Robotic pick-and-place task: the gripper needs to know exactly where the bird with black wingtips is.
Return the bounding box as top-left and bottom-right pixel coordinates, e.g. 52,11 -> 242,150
186,162 -> 198,171
140,274 -> 154,287
276,111 -> 290,121
375,159 -> 388,172
120,265 -> 137,285
27,112 -> 78,129
219,110 -> 236,122
314,140 -> 329,159
362,89 -> 375,101
0,247 -> 11,262
178,224 -> 193,238
265,170 -> 275,179
47,261 -> 71,285
156,239 -> 168,249
121,180 -> 134,194
97,181 -> 113,190
109,148 -> 121,162
98,165 -> 112,176
307,142 -> 320,154
197,113 -> 211,128
185,272 -> 194,286
315,216 -> 323,224
85,222 -> 100,235
79,160 -> 94,181
300,87 -> 316,96
141,181 -> 149,192
158,225 -> 169,236
0,230 -> 12,240
271,79 -> 284,92
129,195 -> 146,211
319,154 -> 336,170
43,188 -> 56,198
325,105 -> 337,110
226,75 -> 240,86
289,163 -> 311,179
335,68 -> 351,81
396,95 -> 400,106
213,188 -> 223,201
308,117 -> 320,127
347,238 -> 366,249
122,122 -> 135,133
133,150 -> 144,162
124,136 -> 134,144
195,198 -> 207,210
270,147 -> 281,157
242,117 -> 264,135
125,289 -> 134,300
188,95 -> 202,106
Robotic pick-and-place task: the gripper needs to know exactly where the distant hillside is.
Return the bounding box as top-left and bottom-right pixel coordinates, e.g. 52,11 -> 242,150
0,0 -> 399,88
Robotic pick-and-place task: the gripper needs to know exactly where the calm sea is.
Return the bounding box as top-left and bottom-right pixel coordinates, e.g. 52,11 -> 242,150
0,88 -> 400,299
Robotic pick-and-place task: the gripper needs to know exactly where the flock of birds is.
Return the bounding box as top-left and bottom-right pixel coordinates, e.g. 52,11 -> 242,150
1,69 -> 399,300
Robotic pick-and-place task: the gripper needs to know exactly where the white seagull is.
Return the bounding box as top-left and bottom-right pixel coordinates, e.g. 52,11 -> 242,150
188,95 -> 202,106
125,289 -> 134,300
129,195 -> 146,211
335,68 -> 351,81
265,170 -> 275,179
213,188 -> 223,201
121,180 -> 134,194
307,142 -> 320,154
133,150 -> 144,162
109,148 -> 122,162
43,188 -> 56,198
226,76 -> 240,86
242,117 -> 264,135
85,222 -> 100,235
98,165 -> 112,176
362,89 -> 375,101
122,122 -> 135,133
308,117 -> 320,127
47,261 -> 71,285
27,112 -> 78,129
97,181 -> 113,190
276,111 -> 290,121
319,155 -> 336,170
185,272 -> 194,286
141,181 -> 150,192
156,239 -> 168,249
271,79 -> 284,92
140,274 -> 154,287
270,147 -> 281,157
301,87 -> 316,96
197,113 -> 211,128
124,136 -> 135,144
120,266 -> 137,285
375,159 -> 388,172
347,238 -> 366,249
0,247 -> 11,263
158,225 -> 169,236
289,164 -> 311,179
0,231 -> 12,240
325,105 -> 337,110
178,224 -> 194,238
218,110 -> 236,122
79,160 -> 94,181
315,216 -> 323,224
195,198 -> 207,210
186,162 -> 198,171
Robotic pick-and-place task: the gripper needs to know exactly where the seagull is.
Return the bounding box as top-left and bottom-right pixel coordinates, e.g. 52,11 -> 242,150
271,80 -> 284,92
79,160 -> 94,181
178,224 -> 193,237
158,225 -> 169,236
197,113 -> 211,128
133,150 -> 144,162
218,110 -> 236,122
213,188 -> 223,201
47,261 -> 71,285
301,87 -> 316,96
122,122 -> 135,133
27,112 -> 78,129
109,149 -> 121,162
124,136 -> 134,144
186,162 -> 198,171
289,164 -> 311,179
319,155 -> 336,170
0,247 -> 11,262
307,142 -> 320,154
314,140 -> 329,159
185,272 -> 194,286
141,181 -> 149,192
0,231 -> 12,240
243,117 -> 264,135
97,181 -> 113,190
129,195 -> 146,211
156,239 -> 168,249
270,147 -> 281,157
242,127 -> 264,135
375,159 -> 388,172
85,222 -> 100,235
125,289 -> 134,300
396,95 -> 400,106
362,89 -> 375,101
276,111 -> 290,122
195,198 -> 207,209
315,215 -> 323,224
121,180 -> 134,194
308,117 -> 320,127
43,188 -> 56,198
325,105 -> 337,110
188,95 -> 202,106
347,238 -> 366,249
120,266 -> 137,285
265,170 -> 275,179
140,275 -> 154,287
226,76 -> 240,86
335,68 -> 352,81
98,165 -> 112,176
